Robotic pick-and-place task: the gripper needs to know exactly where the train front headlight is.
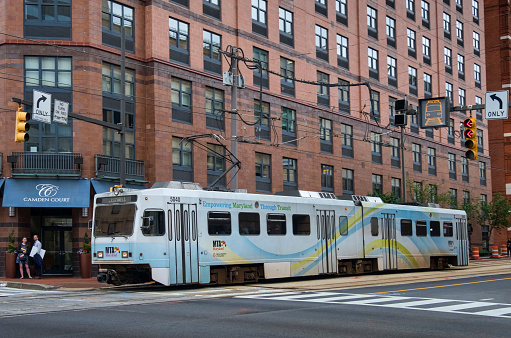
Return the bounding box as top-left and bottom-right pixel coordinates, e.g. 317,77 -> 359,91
122,251 -> 128,258
97,251 -> 104,258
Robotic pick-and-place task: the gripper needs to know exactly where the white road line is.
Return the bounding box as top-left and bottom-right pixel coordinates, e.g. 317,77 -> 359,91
430,302 -> 498,312
473,307 -> 511,317
386,298 -> 455,308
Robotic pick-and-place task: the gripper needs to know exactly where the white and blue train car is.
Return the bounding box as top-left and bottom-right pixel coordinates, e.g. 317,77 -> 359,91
91,182 -> 468,286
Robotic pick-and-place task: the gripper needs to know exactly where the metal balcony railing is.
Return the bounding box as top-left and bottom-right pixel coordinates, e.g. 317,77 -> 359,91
8,152 -> 82,177
95,154 -> 146,183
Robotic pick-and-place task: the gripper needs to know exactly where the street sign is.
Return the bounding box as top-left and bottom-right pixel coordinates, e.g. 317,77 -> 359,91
53,99 -> 69,124
418,97 -> 450,128
32,89 -> 52,124
485,90 -> 508,120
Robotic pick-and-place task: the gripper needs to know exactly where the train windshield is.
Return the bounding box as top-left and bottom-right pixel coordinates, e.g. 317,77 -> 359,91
94,204 -> 136,237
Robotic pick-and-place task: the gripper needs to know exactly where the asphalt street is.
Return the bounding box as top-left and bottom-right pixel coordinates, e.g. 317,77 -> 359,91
1,273 -> 510,337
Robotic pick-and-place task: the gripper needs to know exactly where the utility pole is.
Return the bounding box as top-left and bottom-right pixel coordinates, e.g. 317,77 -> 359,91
119,25 -> 127,187
400,126 -> 407,203
230,47 -> 239,190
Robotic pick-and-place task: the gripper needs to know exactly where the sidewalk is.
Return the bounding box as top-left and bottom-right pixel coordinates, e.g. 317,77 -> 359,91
0,276 -> 114,291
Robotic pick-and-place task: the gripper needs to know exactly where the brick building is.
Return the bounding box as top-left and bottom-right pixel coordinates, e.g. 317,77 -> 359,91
0,0 -> 491,276
485,0 -> 511,246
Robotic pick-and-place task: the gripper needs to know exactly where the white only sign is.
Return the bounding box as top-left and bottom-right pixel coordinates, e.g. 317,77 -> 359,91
32,89 -> 52,124
53,99 -> 69,124
485,90 -> 509,120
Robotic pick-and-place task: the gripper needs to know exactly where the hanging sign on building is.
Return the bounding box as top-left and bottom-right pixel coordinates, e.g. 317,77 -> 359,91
53,99 -> 69,124
32,90 -> 52,124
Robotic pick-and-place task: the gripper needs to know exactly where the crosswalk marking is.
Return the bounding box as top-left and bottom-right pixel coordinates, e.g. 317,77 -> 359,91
235,291 -> 511,319
0,287 -> 57,298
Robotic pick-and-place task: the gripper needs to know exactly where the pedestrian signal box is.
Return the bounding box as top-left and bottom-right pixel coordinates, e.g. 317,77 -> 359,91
463,117 -> 478,160
15,108 -> 30,142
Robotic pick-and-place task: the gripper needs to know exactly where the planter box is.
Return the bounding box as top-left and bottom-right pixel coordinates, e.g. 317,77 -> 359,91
79,253 -> 92,278
5,252 -> 17,278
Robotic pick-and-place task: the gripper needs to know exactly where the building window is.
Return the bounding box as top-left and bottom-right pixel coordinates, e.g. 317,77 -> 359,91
367,6 -> 378,39
475,96 -> 483,120
320,118 -> 333,154
421,1 -> 430,28
457,54 -> 465,80
456,0 -> 463,13
389,97 -> 396,124
341,123 -> 353,158
448,153 -> 456,180
459,88 -> 466,106
443,12 -> 451,39
446,82 -> 453,103
203,30 -> 222,74
283,157 -> 297,188
317,71 -> 330,107
371,90 -> 380,122
169,18 -> 190,65
409,66 -> 417,96
279,8 -> 294,47
170,0 -> 189,7
479,161 -> 486,186
172,137 -> 193,182
171,77 -> 192,123
463,191 -> 470,205
406,0 -> 415,20
422,36 -> 431,65
474,64 -> 481,89
462,156 -> 469,182
322,165 -> 334,192
207,143 -> 226,187
444,47 -> 452,74
477,129 -> 483,154
254,100 -> 270,140
390,137 -> 400,168
450,188 -> 458,208
424,73 -> 432,97
24,56 -> 73,153
386,16 -> 396,48
281,107 -> 296,146
252,0 -> 267,36
280,57 -> 295,97
203,0 -> 221,20
428,147 -> 436,176
255,152 -> 271,192
342,168 -> 354,195
372,174 -> 383,195
205,87 -> 224,130
473,31 -> 480,56
387,56 -> 397,87
407,28 -> 416,58
481,194 -> 487,204
368,47 -> 379,80
456,20 -> 464,46
336,0 -> 348,26
103,107 -> 135,159
253,47 -> 269,89
391,178 -> 401,200
101,62 -> 135,98
371,132 -> 382,164
410,114 -> 419,134
413,143 -> 422,172
25,0 -> 72,39
448,118 -> 455,144
315,0 -> 328,17
338,79 -> 350,114
315,25 -> 329,62
413,182 -> 423,202
336,34 -> 349,70
472,0 -> 479,24
102,0 -> 134,52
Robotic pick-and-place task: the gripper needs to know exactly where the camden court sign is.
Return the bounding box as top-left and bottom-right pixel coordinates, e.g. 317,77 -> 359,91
2,179 -> 90,208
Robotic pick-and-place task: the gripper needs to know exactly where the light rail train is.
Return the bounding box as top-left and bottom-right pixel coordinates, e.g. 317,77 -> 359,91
91,182 -> 469,286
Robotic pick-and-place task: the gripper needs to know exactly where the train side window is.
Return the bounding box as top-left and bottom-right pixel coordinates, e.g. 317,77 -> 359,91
175,210 -> 180,241
184,210 -> 189,241
401,219 -> 412,236
267,214 -> 286,235
168,210 -> 172,241
443,222 -> 453,237
339,216 -> 348,236
239,212 -> 260,235
416,220 -> 427,236
430,221 -> 440,237
371,217 -> 379,236
142,210 -> 165,236
293,214 -> 310,235
208,212 -> 231,235
191,210 -> 197,241
316,215 -> 320,239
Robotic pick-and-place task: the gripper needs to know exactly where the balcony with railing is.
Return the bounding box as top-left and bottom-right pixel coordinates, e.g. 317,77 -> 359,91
7,152 -> 82,178
95,154 -> 146,184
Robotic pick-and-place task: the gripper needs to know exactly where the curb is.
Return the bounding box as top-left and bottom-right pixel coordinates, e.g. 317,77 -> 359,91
1,281 -> 55,291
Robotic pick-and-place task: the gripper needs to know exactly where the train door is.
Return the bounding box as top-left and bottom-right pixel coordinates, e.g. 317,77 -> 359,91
455,216 -> 469,265
382,214 -> 397,270
316,209 -> 336,274
170,203 -> 199,284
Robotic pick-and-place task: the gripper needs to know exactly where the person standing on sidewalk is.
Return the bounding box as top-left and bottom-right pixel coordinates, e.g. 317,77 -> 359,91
16,237 -> 32,279
33,235 -> 43,279
507,239 -> 511,257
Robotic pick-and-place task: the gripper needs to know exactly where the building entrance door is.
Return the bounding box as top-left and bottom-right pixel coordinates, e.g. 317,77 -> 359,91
42,227 -> 73,275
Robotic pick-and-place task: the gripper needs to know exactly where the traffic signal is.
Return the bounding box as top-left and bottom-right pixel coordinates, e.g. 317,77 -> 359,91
463,117 -> 477,160
14,108 -> 30,142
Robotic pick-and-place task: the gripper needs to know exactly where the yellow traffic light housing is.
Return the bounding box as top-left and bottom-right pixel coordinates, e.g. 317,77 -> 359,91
463,117 -> 478,160
15,107 -> 30,142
